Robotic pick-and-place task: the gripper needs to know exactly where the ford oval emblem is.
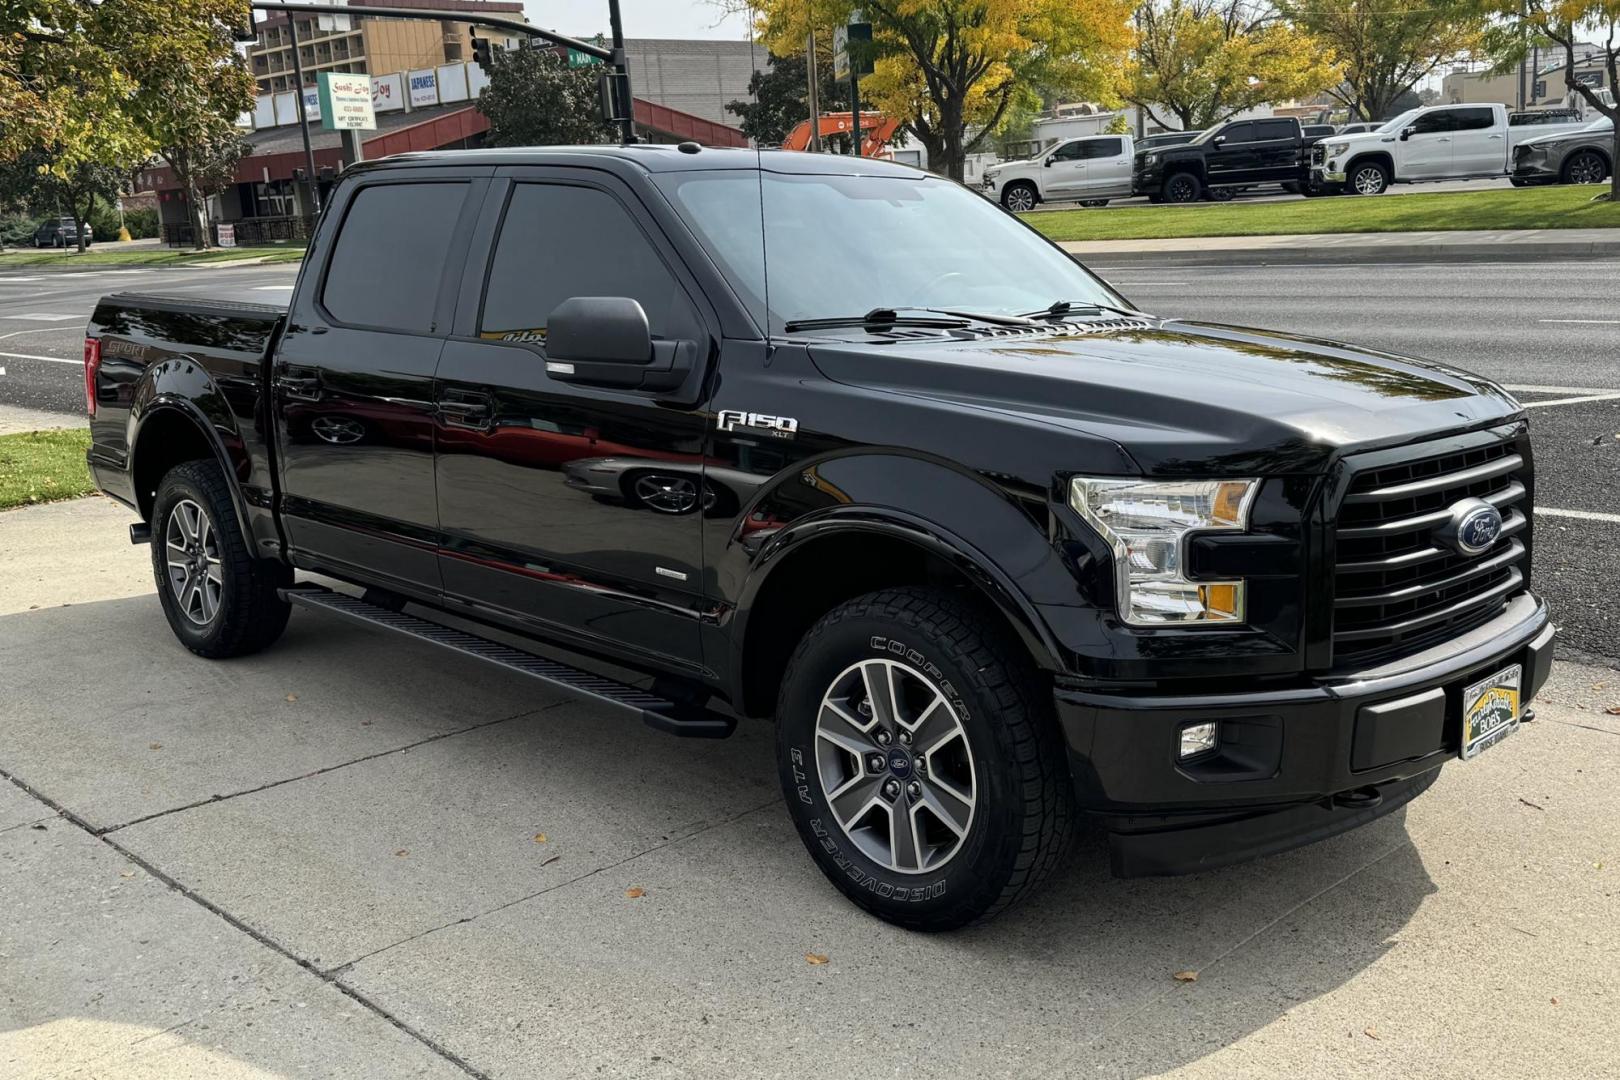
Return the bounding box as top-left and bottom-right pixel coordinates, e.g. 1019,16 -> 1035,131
1438,498 -> 1504,557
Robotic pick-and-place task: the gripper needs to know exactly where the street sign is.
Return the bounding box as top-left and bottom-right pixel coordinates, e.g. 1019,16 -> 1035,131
569,33 -> 606,68
833,17 -> 873,81
317,72 -> 375,130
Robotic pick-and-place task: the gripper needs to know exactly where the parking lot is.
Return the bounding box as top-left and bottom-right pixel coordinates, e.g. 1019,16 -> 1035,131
3,258 -> 1618,1078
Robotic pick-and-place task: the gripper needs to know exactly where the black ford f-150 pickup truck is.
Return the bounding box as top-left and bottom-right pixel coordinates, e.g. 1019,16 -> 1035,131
1134,116 -> 1329,202
85,145 -> 1553,931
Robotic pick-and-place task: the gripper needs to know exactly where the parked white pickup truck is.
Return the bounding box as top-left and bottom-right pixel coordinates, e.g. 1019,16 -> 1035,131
981,134 -> 1136,211
1311,103 -> 1589,194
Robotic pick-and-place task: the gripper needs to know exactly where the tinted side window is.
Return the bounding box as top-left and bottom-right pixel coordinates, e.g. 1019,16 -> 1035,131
1454,108 -> 1496,131
322,183 -> 467,332
1411,111 -> 1457,134
480,183 -> 703,344
1080,138 -> 1124,159
1255,119 -> 1297,140
1219,122 -> 1255,143
1049,141 -> 1084,162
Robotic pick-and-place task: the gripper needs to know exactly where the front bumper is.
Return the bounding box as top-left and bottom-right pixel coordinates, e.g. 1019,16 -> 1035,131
1054,593 -> 1554,876
1513,158 -> 1558,180
1313,164 -> 1347,184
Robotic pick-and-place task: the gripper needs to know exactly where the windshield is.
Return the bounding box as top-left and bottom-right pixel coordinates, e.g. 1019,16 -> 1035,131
655,167 -> 1121,332
1189,126 -> 1224,145
1377,109 -> 1420,134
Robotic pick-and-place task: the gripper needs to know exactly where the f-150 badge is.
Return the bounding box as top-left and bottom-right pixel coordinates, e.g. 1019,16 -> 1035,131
717,410 -> 798,438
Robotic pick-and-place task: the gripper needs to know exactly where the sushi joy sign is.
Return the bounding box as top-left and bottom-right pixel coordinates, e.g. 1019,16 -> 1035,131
317,72 -> 377,131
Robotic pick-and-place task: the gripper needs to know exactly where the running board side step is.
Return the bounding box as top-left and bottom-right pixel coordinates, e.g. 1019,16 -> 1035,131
279,586 -> 734,738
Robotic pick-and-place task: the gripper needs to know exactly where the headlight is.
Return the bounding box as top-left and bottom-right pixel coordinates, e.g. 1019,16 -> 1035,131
1142,152 -> 1159,165
1069,478 -> 1259,626
1324,141 -> 1349,157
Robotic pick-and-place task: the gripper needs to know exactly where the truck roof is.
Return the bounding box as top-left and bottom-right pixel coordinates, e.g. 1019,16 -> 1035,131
354,145 -> 927,178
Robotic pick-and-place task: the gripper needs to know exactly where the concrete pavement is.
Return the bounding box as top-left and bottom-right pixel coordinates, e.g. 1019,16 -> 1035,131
1062,227 -> 1620,267
2,496 -> 1617,1079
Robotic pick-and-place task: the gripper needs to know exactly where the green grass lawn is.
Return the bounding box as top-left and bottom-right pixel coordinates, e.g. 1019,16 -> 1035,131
0,245 -> 307,268
1030,184 -> 1620,242
0,429 -> 96,510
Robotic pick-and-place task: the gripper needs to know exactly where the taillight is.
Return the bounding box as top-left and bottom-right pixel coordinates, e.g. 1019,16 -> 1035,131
83,337 -> 102,417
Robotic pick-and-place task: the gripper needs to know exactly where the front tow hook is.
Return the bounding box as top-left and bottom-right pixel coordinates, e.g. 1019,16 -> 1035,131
1333,786 -> 1384,811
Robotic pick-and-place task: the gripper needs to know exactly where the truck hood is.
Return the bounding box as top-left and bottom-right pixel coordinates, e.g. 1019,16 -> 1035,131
806,319 -> 1520,475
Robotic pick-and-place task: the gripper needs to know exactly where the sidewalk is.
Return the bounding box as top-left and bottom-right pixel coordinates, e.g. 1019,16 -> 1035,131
1062,227 -> 1620,267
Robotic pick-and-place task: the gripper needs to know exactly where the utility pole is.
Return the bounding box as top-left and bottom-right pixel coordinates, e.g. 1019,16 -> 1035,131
849,69 -> 861,157
283,11 -> 322,216
806,31 -> 822,152
606,0 -> 635,144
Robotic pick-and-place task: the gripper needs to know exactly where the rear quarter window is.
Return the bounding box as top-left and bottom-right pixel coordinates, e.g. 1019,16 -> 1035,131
321,182 -> 468,333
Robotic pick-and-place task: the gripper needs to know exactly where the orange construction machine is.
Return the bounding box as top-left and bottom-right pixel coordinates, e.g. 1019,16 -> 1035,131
781,112 -> 903,158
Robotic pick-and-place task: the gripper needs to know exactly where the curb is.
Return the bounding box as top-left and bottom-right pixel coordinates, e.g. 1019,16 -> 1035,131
1063,239 -> 1617,268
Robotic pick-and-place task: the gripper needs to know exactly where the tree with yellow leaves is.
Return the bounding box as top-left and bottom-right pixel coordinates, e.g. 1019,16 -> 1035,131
731,0 -> 1135,180
1125,0 -> 1341,131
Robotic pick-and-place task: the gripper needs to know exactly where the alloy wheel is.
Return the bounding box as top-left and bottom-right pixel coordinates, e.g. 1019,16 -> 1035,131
311,415 -> 366,444
164,498 -> 223,625
633,473 -> 706,514
1166,176 -> 1198,202
1568,153 -> 1605,185
814,658 -> 977,874
1352,166 -> 1386,195
1003,185 -> 1035,213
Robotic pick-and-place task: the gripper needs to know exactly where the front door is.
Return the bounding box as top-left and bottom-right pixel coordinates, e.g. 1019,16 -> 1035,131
433,173 -> 716,672
1042,141 -> 1089,198
1206,122 -> 1258,187
1401,110 -> 1457,178
273,173 -> 485,596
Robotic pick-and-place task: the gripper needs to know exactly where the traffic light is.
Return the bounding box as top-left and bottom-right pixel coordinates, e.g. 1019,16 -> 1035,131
471,33 -> 494,72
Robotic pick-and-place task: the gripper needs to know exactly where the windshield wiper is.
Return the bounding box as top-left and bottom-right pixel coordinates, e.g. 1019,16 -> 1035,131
782,308 -> 972,333
1017,300 -> 1150,321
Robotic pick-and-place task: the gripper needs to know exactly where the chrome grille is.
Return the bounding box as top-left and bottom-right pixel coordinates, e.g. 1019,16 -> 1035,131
1331,430 -> 1530,668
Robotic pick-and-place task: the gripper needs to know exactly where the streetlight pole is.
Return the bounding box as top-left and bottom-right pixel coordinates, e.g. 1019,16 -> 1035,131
806,31 -> 822,152
606,0 -> 635,144
282,11 -> 322,216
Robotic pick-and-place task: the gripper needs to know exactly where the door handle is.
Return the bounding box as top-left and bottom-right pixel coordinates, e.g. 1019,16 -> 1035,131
275,375 -> 321,400
1488,133 -> 1504,139
437,391 -> 493,428
1437,137 -> 1451,142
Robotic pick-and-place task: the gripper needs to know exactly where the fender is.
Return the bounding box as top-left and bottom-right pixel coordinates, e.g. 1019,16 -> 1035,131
127,357 -> 257,543
1344,149 -> 1395,183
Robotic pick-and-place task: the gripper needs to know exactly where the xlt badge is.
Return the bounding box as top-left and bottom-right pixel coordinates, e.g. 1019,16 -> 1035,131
717,409 -> 798,438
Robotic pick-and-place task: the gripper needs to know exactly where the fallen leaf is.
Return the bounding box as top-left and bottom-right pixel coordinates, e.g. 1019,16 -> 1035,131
1605,707 -> 1620,716
1364,1026 -> 1380,1040
394,849 -> 409,857
29,823 -> 45,831
148,743 -> 162,751
119,870 -> 135,879
625,886 -> 646,899
533,833 -> 548,844
1551,997 -> 1559,1005
1172,970 -> 1198,983
805,953 -> 829,965
1519,798 -> 1544,811
285,694 -> 298,702
539,854 -> 560,867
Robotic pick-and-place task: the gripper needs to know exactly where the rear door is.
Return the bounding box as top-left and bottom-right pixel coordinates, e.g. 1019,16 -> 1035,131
1077,137 -> 1132,197
1041,140 -> 1089,198
273,169 -> 486,596
1449,107 -> 1504,175
432,170 -> 716,671
1401,110 -> 1457,178
1250,119 -> 1303,181
1206,122 -> 1256,187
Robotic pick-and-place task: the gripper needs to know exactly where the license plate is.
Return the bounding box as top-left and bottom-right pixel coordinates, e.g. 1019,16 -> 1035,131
1460,664 -> 1522,760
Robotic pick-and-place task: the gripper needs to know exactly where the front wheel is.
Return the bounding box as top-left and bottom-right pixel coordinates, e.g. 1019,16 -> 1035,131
1000,181 -> 1038,213
776,587 -> 1076,930
1563,150 -> 1608,185
1162,172 -> 1202,203
152,459 -> 292,658
1348,160 -> 1390,195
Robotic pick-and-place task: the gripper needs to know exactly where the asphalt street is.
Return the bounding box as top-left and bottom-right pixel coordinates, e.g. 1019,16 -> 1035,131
2,258 -> 1615,664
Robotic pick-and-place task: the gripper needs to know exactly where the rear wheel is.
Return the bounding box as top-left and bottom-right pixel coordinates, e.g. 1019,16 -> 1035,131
1206,186 -> 1235,202
1348,160 -> 1389,195
1081,199 -> 1109,208
1563,150 -> 1608,185
1000,181 -> 1038,213
776,587 -> 1076,931
151,459 -> 292,658
1162,172 -> 1202,203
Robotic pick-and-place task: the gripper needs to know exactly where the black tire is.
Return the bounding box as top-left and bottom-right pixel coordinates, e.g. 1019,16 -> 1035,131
1162,172 -> 1202,203
1147,193 -> 1165,204
1081,199 -> 1109,208
1280,181 -> 1302,195
151,459 -> 292,658
776,587 -> 1076,931
1206,186 -> 1235,202
1509,177 -> 1532,188
1000,181 -> 1038,213
1563,150 -> 1608,186
1346,159 -> 1389,195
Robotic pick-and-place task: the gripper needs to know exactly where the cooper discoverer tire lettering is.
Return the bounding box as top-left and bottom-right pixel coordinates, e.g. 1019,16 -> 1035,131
775,587 -> 1076,931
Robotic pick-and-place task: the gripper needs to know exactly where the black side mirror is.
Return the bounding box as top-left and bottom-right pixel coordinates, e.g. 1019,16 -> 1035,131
1400,126 -> 1415,141
544,296 -> 694,393
1212,135 -> 1226,147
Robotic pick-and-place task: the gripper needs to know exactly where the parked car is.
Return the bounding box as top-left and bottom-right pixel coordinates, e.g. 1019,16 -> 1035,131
33,217 -> 92,248
982,134 -> 1136,211
1336,122 -> 1382,135
1512,116 -> 1614,186
1133,116 -> 1328,202
1301,124 -> 1338,139
85,145 -> 1554,930
1135,130 -> 1202,153
1312,103 -> 1588,194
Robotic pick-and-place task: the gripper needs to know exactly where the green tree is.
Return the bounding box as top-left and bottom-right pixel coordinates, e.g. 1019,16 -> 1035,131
726,51 -> 848,145
477,48 -> 618,147
1126,0 -> 1342,130
1486,0 -> 1619,198
1277,0 -> 1487,123
735,0 -> 1136,181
